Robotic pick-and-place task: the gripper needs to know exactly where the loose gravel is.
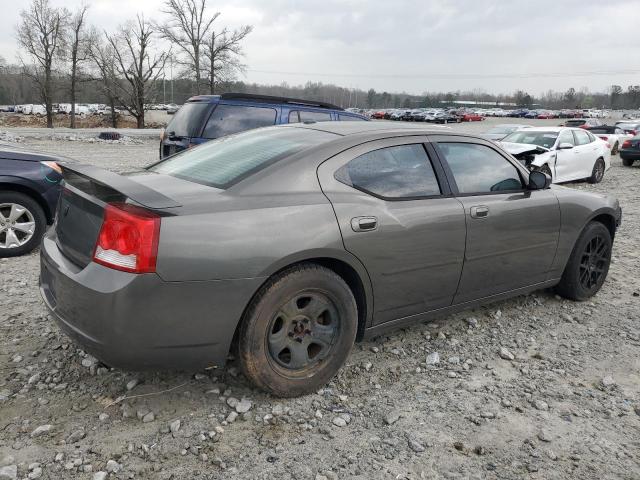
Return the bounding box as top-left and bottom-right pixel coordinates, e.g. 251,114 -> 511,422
1,121 -> 639,479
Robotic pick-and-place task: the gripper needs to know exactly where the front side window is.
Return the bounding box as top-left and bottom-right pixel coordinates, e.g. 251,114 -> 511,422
165,102 -> 211,138
573,130 -> 592,145
299,110 -> 332,122
335,144 -> 441,199
202,104 -> 277,139
557,130 -> 575,146
150,127 -> 336,189
438,143 -> 523,194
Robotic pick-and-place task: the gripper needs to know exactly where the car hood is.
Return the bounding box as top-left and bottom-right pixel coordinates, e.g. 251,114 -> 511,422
499,142 -> 550,156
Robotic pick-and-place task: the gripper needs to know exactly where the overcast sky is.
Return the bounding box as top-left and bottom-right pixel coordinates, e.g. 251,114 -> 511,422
1,0 -> 638,96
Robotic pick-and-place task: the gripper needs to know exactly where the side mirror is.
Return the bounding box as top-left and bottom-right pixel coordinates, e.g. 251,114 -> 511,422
529,170 -> 551,190
557,142 -> 574,150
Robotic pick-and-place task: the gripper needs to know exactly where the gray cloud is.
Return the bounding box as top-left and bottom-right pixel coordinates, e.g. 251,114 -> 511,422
1,0 -> 638,95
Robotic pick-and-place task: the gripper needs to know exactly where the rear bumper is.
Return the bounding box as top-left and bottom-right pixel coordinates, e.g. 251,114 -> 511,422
620,150 -> 640,161
39,233 -> 264,371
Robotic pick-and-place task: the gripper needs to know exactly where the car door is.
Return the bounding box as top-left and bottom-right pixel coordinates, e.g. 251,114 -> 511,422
553,129 -> 579,182
432,136 -> 560,304
317,137 -> 466,325
573,129 -> 599,178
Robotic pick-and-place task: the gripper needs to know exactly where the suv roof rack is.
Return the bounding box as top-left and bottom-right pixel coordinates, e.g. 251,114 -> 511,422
219,93 -> 343,111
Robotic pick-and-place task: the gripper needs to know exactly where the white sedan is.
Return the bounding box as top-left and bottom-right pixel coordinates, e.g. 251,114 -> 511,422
499,127 -> 610,184
585,126 -> 633,155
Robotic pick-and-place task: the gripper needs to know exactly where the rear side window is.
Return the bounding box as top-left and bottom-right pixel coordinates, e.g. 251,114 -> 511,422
299,110 -> 332,122
338,114 -> 365,121
573,130 -> 592,145
288,111 -> 300,123
438,143 -> 523,194
335,144 -> 441,199
166,102 -> 211,138
150,127 -> 336,189
202,104 -> 277,139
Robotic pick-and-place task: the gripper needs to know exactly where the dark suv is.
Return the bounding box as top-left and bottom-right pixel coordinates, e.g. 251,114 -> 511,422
159,93 -> 367,158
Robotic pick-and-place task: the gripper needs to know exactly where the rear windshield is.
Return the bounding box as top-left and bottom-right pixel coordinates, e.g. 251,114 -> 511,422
616,122 -> 639,131
165,102 -> 211,138
565,120 -> 586,126
149,127 -> 336,189
587,128 -> 612,134
502,131 -> 558,149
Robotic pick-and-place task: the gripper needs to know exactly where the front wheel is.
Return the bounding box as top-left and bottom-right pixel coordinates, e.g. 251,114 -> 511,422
555,222 -> 612,301
238,264 -> 357,397
588,158 -> 605,184
611,142 -> 619,156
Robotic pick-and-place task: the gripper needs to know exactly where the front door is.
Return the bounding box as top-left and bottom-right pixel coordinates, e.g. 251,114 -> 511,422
317,137 -> 466,325
553,129 -> 579,182
433,138 -> 561,304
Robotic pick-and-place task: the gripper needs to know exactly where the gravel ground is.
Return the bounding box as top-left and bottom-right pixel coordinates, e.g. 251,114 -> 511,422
1,120 -> 639,480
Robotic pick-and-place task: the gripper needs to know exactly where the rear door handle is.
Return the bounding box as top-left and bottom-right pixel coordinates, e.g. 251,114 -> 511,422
470,206 -> 489,219
351,216 -> 378,232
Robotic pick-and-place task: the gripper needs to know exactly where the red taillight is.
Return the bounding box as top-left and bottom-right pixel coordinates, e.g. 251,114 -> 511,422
93,203 -> 160,273
601,136 -> 608,141
622,140 -> 632,148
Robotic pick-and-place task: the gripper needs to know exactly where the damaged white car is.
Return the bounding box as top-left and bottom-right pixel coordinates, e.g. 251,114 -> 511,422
499,127 -> 610,184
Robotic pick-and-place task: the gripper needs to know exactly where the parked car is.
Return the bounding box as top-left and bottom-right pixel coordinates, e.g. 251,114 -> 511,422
564,118 -> 602,129
460,112 -> 484,122
620,135 -> 640,166
480,124 -> 531,141
430,112 -> 460,124
499,127 -> 610,183
614,121 -> 640,136
371,110 -> 386,119
584,125 -> 632,155
0,145 -> 66,257
39,122 -> 621,396
159,93 -> 367,158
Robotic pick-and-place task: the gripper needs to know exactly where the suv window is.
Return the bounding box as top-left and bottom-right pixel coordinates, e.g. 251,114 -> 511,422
151,127 -> 336,189
438,143 -> 523,194
573,130 -> 592,145
288,111 -> 300,123
202,104 -> 277,139
557,130 -> 575,146
166,102 -> 211,138
338,114 -> 365,121
335,144 -> 441,199
299,110 -> 332,122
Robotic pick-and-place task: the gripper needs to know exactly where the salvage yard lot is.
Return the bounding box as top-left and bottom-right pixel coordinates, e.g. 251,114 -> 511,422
1,119 -> 639,480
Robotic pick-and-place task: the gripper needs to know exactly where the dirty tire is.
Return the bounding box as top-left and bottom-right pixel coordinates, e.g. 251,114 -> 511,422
238,264 -> 357,397
588,158 -> 605,184
555,221 -> 612,301
622,158 -> 634,167
0,191 -> 47,258
611,142 -> 619,156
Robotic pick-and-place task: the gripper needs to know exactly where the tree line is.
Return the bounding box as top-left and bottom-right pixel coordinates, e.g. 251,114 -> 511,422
12,0 -> 252,128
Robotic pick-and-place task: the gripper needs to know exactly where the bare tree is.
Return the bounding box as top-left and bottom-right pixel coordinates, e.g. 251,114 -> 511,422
104,15 -> 167,128
157,0 -> 219,94
66,4 -> 89,128
16,0 -> 68,128
88,30 -> 120,128
203,25 -> 252,94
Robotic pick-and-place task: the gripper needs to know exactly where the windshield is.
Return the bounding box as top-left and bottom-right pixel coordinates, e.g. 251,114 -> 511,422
502,131 -> 558,149
488,126 -> 517,134
149,127 -> 336,189
165,102 -> 211,138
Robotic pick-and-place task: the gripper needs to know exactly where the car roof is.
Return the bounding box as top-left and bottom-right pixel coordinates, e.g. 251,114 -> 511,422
185,93 -> 344,111
0,145 -> 67,162
280,120 -> 454,138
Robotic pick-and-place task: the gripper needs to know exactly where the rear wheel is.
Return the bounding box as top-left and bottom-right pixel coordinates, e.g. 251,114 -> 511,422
238,264 -> 357,397
611,142 -> 619,156
588,158 -> 605,184
555,222 -> 612,301
622,158 -> 634,167
0,192 -> 46,258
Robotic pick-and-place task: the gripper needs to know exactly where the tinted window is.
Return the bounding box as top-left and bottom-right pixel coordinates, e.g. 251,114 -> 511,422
338,114 -> 365,121
150,127 -> 336,189
335,144 -> 441,199
573,130 -> 592,145
299,110 -> 332,122
565,120 -> 586,127
439,143 -> 523,194
165,102 -> 211,138
202,104 -> 277,139
288,111 -> 300,123
557,130 -> 575,146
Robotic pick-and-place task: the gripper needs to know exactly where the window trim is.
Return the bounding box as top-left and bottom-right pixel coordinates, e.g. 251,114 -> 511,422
429,135 -> 530,197
334,143 -> 446,201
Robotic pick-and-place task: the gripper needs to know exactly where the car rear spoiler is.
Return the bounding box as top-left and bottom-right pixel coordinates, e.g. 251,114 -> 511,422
61,164 -> 182,209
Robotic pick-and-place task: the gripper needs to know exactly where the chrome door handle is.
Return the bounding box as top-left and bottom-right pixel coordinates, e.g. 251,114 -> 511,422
351,216 -> 378,232
470,206 -> 489,219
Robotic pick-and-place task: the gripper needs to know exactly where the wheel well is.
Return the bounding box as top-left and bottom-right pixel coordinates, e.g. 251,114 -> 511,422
591,214 -> 616,240
0,183 -> 53,223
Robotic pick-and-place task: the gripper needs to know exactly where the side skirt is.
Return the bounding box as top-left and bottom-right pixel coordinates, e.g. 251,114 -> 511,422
362,279 -> 560,339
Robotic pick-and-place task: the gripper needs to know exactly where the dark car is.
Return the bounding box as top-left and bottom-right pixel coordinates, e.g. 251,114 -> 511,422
620,135 -> 640,166
564,118 -> 602,128
0,144 -> 65,257
159,93 -> 367,159
40,122 -> 621,397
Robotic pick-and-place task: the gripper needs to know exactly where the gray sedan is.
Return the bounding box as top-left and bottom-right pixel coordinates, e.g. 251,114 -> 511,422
40,122 -> 621,396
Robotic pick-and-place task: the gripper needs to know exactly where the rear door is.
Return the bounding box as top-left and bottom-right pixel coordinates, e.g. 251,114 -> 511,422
432,137 -> 560,303
317,137 -> 466,325
573,129 -> 599,178
553,129 -> 579,182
